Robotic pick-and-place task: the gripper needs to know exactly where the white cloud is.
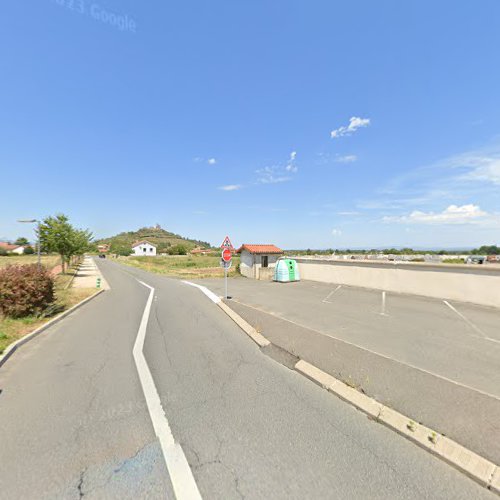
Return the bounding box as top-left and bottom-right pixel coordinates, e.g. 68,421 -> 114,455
332,228 -> 342,236
337,211 -> 360,216
335,154 -> 358,163
384,204 -> 489,225
218,184 -> 242,191
456,156 -> 500,185
256,166 -> 291,184
208,158 -> 217,165
331,116 -> 370,139
285,151 -> 298,173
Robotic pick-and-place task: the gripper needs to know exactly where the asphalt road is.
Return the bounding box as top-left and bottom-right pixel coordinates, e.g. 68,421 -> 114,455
198,278 -> 500,398
0,260 -> 495,499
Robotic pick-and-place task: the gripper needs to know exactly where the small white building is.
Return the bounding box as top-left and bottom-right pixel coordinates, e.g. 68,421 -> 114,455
0,242 -> 25,254
131,240 -> 157,257
237,244 -> 284,280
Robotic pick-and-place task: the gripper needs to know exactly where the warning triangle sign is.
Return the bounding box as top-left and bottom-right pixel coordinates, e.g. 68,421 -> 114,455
220,236 -> 234,250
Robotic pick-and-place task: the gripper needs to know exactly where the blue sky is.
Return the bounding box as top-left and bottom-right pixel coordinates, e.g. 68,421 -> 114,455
1,0 -> 500,249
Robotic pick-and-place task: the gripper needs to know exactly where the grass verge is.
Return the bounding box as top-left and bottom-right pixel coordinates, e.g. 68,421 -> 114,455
117,254 -> 241,279
0,263 -> 96,354
0,255 -> 60,269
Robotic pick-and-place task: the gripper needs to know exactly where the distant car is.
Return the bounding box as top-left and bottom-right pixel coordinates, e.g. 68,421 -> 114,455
99,254 -> 106,259
465,255 -> 485,264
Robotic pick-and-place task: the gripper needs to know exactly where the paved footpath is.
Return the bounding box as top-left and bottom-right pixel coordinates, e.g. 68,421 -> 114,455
0,260 -> 495,499
73,256 -> 109,289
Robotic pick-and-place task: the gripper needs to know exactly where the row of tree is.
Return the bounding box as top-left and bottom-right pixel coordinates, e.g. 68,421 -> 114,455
39,214 -> 93,273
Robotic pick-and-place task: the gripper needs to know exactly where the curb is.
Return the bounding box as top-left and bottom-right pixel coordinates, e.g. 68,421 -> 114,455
0,289 -> 105,369
218,301 -> 270,347
218,299 -> 500,495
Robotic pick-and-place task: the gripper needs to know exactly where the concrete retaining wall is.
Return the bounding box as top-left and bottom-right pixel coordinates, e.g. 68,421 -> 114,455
294,258 -> 500,308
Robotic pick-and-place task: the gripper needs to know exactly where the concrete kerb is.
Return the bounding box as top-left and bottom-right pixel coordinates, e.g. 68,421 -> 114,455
218,303 -> 500,495
219,301 -> 270,347
0,289 -> 106,369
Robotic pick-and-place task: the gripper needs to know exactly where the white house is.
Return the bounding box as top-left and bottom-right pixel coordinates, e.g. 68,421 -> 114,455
131,240 -> 157,257
0,242 -> 25,254
237,244 -> 284,280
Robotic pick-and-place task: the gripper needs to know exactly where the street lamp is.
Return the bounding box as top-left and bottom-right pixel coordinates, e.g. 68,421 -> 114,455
17,219 -> 41,268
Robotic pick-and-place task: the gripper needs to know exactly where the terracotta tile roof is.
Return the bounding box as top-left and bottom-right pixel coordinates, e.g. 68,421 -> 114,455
237,244 -> 283,255
131,240 -> 157,248
0,242 -> 21,251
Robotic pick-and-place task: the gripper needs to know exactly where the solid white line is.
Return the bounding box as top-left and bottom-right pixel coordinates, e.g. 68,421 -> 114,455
134,280 -> 202,500
322,285 -> 342,303
230,298 -> 500,402
444,300 -> 500,345
182,281 -> 221,304
443,300 -> 486,338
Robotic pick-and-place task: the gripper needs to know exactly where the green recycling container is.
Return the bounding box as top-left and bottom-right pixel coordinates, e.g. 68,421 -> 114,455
274,259 -> 300,282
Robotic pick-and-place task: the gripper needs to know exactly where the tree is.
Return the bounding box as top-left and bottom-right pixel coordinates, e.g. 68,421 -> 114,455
38,214 -> 93,273
15,237 -> 29,246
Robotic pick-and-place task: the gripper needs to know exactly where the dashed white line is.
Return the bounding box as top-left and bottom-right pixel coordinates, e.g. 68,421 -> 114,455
134,280 -> 202,500
322,285 -> 342,303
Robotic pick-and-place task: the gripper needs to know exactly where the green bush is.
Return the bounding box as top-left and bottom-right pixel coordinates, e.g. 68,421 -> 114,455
0,265 -> 55,318
0,248 -> 7,256
23,246 -> 35,255
168,244 -> 187,255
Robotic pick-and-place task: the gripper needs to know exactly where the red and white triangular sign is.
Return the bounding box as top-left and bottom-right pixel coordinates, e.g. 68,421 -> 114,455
220,236 -> 234,250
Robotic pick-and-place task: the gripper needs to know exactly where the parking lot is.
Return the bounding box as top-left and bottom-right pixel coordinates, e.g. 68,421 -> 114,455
194,276 -> 500,463
197,277 -> 500,399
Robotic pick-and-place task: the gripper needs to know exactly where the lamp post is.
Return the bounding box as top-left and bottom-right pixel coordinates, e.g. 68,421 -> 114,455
17,219 -> 41,268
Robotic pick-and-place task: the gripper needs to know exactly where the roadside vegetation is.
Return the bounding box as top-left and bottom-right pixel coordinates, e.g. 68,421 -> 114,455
0,213 -> 96,355
0,255 -> 60,269
118,254 -> 240,279
0,261 -> 95,355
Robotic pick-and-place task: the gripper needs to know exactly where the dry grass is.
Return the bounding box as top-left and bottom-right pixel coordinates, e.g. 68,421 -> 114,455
118,254 -> 240,279
0,255 -> 60,270
0,264 -> 95,354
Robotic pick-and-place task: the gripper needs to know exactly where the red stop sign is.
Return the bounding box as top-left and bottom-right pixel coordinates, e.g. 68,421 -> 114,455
222,248 -> 232,262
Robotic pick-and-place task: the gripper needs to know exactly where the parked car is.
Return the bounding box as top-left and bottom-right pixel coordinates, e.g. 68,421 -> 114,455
465,255 -> 485,264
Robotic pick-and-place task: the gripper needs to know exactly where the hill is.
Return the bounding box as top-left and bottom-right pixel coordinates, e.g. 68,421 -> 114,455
96,225 -> 212,255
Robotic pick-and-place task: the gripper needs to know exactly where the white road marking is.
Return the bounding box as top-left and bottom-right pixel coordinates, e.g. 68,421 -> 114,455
134,280 -> 202,500
322,285 -> 342,303
443,300 -> 500,344
182,281 -> 221,304
230,298 -> 500,402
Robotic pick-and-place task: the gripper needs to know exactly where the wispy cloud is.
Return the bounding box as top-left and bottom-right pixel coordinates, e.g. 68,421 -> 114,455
337,211 -> 360,216
285,150 -> 298,173
256,166 -> 291,184
331,117 -> 370,139
218,184 -> 242,191
207,158 -> 217,165
256,150 -> 298,184
335,154 -> 358,163
383,204 -> 490,225
332,228 -> 343,236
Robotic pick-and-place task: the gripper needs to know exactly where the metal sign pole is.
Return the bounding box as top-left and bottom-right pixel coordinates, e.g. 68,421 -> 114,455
224,264 -> 228,300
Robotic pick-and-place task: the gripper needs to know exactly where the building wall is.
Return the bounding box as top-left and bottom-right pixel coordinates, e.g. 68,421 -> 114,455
11,247 -> 24,255
239,250 -> 255,278
132,243 -> 157,256
240,252 -> 281,279
294,258 -> 500,308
